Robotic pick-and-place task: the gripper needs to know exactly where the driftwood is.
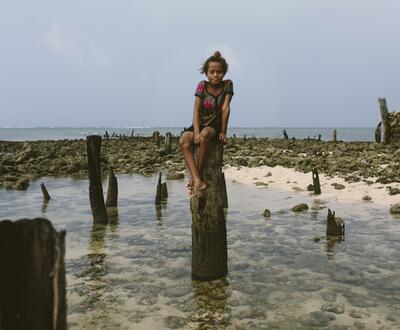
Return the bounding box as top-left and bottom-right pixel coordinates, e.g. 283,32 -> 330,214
191,139 -> 228,281
312,169 -> 321,195
326,209 -> 345,238
40,182 -> 51,202
0,218 -> 66,330
105,167 -> 118,208
378,98 -> 391,144
86,135 -> 109,224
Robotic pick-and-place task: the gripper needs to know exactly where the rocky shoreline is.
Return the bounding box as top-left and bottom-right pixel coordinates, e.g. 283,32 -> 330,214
0,136 -> 399,193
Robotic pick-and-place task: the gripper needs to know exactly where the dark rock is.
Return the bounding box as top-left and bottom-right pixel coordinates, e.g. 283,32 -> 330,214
307,184 -> 314,191
263,209 -> 271,218
291,203 -> 308,212
390,203 -> 400,214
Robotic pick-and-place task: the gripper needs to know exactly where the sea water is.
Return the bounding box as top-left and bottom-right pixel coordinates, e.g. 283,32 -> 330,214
0,127 -> 375,142
0,174 -> 399,329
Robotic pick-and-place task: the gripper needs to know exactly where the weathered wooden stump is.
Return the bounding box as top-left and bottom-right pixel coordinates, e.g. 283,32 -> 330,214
40,182 -> 51,202
191,139 -> 228,281
106,167 -> 118,208
283,129 -> 289,139
221,172 -> 228,208
333,129 -> 337,143
0,218 -> 66,330
326,209 -> 345,238
312,169 -> 321,195
153,131 -> 161,146
165,132 -> 172,153
155,173 -> 168,205
378,98 -> 392,144
86,135 -> 109,224
375,122 -> 382,143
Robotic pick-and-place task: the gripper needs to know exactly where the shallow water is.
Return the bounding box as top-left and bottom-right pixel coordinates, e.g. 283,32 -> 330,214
1,174 -> 399,329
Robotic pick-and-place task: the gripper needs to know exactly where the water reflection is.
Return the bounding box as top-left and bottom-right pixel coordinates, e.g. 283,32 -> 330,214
155,202 -> 167,225
191,278 -> 231,327
83,224 -> 108,279
326,237 -> 344,260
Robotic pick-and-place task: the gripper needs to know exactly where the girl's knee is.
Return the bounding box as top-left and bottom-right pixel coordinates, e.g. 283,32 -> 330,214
179,134 -> 192,148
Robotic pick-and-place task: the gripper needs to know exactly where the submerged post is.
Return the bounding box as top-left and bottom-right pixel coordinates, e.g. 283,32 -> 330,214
86,135 -> 109,224
0,218 -> 67,330
378,98 -> 392,144
191,139 -> 228,281
106,167 -> 118,208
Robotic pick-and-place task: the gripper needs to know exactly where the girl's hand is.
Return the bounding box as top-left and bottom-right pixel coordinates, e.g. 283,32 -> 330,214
219,133 -> 228,145
194,132 -> 201,144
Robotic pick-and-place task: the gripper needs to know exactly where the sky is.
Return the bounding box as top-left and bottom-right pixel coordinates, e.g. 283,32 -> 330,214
1,0 -> 399,128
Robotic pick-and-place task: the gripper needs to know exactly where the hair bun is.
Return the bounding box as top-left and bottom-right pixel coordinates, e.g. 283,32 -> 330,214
213,51 -> 222,58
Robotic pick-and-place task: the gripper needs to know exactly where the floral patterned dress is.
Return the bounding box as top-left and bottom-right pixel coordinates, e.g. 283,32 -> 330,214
186,80 -> 234,134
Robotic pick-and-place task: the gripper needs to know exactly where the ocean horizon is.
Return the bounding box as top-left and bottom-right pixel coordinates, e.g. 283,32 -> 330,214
0,126 -> 375,142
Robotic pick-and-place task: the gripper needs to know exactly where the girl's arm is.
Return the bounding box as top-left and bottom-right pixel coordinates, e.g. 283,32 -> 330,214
193,96 -> 202,143
219,94 -> 233,144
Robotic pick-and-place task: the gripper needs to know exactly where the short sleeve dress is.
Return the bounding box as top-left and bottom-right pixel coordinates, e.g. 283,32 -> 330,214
186,80 -> 234,134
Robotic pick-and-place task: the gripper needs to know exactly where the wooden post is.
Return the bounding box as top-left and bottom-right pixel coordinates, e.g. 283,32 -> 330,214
40,182 -> 51,202
161,182 -> 168,199
191,139 -> 228,281
153,131 -> 160,146
326,209 -> 345,238
244,134 -> 246,142
312,169 -> 321,195
0,218 -> 67,330
221,172 -> 228,208
104,131 -> 109,139
283,130 -> 289,139
131,130 -> 135,138
165,132 -> 172,153
105,167 -> 118,208
378,98 -> 392,144
333,129 -> 337,143
155,172 -> 162,205
86,135 -> 109,224
375,122 -> 382,143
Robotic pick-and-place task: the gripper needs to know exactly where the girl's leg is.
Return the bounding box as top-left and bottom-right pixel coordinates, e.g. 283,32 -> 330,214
197,127 -> 217,174
179,132 -> 205,196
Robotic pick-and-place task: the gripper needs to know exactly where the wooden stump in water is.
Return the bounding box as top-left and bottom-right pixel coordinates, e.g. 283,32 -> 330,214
378,98 -> 392,144
106,167 -> 118,208
0,218 -> 67,330
40,182 -> 51,202
221,172 -> 228,208
312,169 -> 321,195
375,122 -> 382,143
326,209 -> 345,238
333,129 -> 337,143
86,135 -> 109,224
191,139 -> 228,281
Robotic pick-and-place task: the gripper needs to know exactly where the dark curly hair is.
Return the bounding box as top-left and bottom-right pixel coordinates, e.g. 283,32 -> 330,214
200,51 -> 229,75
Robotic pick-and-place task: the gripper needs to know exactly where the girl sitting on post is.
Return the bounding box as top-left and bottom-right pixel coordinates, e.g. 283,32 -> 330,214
179,51 -> 234,198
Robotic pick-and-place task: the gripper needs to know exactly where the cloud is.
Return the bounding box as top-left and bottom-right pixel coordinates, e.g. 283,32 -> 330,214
42,22 -> 111,67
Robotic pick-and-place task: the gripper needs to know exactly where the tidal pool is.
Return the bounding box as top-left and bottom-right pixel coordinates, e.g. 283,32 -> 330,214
1,174 -> 399,329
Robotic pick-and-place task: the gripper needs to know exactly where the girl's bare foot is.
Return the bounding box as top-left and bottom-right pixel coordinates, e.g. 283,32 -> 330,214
185,179 -> 194,190
190,179 -> 206,198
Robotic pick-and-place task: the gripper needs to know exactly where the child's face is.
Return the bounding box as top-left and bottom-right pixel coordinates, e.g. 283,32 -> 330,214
206,61 -> 224,85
